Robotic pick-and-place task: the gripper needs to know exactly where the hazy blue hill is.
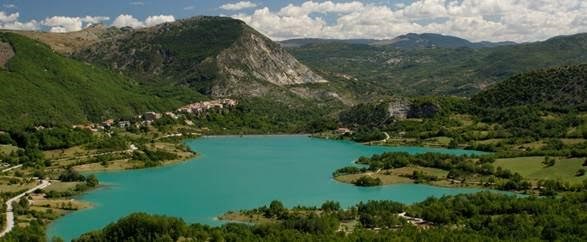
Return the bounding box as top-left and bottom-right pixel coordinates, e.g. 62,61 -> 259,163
472,64 -> 587,108
281,33 -> 516,49
0,32 -> 182,128
382,33 -> 475,49
279,38 -> 376,48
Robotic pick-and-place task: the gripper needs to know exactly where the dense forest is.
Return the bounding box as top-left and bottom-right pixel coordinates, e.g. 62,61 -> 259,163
62,192 -> 587,242
472,64 -> 587,108
0,33 -> 185,129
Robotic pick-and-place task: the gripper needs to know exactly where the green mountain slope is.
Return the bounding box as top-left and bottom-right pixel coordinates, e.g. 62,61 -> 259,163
472,64 -> 587,108
288,33 -> 587,96
0,32 -> 182,128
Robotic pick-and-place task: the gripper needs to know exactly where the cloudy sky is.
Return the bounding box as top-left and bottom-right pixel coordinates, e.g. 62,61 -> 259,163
1,0 -> 586,42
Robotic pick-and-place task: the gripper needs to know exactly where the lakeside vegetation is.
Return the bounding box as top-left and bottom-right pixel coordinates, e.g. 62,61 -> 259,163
333,152 -> 587,194
66,191 -> 587,241
0,122 -> 201,239
320,65 -> 587,191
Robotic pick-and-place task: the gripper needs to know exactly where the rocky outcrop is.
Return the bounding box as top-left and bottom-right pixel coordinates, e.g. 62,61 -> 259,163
0,41 -> 14,68
387,98 -> 440,120
387,99 -> 410,120
213,26 -> 327,97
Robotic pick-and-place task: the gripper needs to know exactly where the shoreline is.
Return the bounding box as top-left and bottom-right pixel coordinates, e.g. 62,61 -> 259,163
200,133 -> 311,138
43,134 -> 498,240
332,174 -> 486,190
73,152 -> 198,173
40,141 -> 200,240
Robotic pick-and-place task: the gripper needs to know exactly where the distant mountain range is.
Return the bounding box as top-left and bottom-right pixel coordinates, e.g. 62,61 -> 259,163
287,32 -> 587,96
280,33 -> 517,49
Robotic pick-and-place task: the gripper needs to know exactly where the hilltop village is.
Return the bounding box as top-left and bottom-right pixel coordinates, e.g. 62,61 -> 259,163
72,99 -> 238,132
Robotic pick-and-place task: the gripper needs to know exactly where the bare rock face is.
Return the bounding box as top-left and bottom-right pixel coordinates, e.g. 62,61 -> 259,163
213,27 -> 327,97
387,98 -> 440,120
387,99 -> 410,120
0,41 -> 14,68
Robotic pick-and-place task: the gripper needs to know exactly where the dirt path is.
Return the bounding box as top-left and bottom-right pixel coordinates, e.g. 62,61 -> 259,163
1,164 -> 22,173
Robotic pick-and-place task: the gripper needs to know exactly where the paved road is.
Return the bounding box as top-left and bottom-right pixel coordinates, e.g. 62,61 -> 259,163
0,179 -> 51,237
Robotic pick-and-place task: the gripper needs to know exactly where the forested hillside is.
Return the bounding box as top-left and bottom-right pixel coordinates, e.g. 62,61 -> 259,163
472,64 -> 587,109
0,33 -> 183,128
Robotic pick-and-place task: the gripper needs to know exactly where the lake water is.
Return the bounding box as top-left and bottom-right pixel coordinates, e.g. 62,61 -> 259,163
47,135 -> 487,241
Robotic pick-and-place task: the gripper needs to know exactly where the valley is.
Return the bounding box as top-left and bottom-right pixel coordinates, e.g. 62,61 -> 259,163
0,14 -> 585,242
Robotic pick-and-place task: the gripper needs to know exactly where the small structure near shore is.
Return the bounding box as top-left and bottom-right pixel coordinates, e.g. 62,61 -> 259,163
336,128 -> 352,135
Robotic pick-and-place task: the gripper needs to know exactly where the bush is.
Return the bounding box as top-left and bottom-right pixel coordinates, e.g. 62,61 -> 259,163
353,176 -> 382,186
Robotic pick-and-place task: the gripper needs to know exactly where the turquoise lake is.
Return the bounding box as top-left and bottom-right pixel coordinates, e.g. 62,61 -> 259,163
48,135 -> 488,241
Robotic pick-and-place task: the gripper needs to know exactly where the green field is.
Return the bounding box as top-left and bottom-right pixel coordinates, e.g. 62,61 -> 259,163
0,144 -> 19,155
495,156 -> 586,183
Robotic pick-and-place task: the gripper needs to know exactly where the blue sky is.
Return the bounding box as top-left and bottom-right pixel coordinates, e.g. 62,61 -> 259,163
3,0 -> 411,20
1,0 -> 586,42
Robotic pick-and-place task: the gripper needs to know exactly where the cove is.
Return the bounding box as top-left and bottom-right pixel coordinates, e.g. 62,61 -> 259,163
48,135 -> 488,241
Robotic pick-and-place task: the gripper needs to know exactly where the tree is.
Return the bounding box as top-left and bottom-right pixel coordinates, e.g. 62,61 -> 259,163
86,175 -> 99,187
448,139 -> 459,149
264,200 -> 287,218
59,167 -> 85,182
542,157 -> 556,167
321,201 -> 341,213
353,176 -> 382,186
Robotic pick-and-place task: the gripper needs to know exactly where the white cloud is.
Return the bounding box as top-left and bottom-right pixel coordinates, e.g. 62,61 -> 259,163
184,5 -> 195,10
0,11 -> 18,23
42,15 -> 110,32
0,11 -> 38,31
220,1 -> 257,11
112,14 -> 175,28
0,11 -> 174,32
3,4 -> 16,9
130,1 -> 144,6
233,0 -> 587,42
112,14 -> 145,28
144,15 -> 175,27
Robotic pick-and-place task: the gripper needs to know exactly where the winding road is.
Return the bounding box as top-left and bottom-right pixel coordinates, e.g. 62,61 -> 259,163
0,179 -> 51,237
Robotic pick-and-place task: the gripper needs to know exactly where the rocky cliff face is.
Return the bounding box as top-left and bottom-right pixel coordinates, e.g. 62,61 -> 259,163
387,99 -> 410,120
387,98 -> 440,120
213,27 -> 327,97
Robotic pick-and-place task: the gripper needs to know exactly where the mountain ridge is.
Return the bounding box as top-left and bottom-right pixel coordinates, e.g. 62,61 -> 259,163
70,16 -> 330,101
287,32 -> 587,96
280,33 -> 517,49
